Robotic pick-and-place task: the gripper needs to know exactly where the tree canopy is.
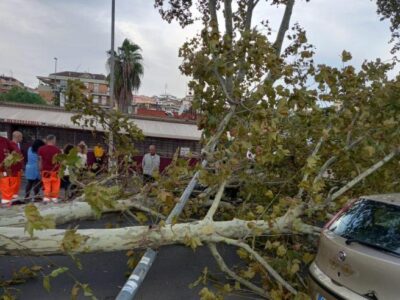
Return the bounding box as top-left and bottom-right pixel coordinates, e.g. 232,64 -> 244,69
0,1 -> 399,299
108,38 -> 144,114
0,87 -> 47,105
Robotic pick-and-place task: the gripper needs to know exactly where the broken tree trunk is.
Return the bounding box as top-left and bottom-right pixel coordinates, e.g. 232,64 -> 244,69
0,218 -> 318,256
0,195 -> 158,227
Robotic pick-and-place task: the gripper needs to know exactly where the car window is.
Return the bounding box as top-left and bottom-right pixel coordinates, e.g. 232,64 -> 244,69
328,199 -> 400,255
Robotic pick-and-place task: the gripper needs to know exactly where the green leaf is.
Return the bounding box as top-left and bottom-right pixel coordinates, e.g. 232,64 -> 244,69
183,235 -> 203,251
341,50 -> 352,62
290,262 -> 300,275
276,245 -> 287,257
135,212 -> 148,224
71,283 -> 81,300
81,283 -> 96,298
49,267 -> 69,278
61,229 -> 87,253
24,204 -> 55,237
84,184 -> 121,218
42,267 -> 69,293
43,276 -> 51,292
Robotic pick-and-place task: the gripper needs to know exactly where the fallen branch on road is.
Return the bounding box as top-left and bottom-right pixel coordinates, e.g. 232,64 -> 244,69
0,195 -> 159,227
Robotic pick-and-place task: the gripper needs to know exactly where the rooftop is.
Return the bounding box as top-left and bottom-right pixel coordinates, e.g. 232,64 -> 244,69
0,102 -> 201,141
0,75 -> 20,82
49,71 -> 107,81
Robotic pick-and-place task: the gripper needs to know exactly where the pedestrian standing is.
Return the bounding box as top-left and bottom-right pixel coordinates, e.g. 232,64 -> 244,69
0,136 -> 18,206
10,131 -> 23,199
38,135 -> 61,203
61,144 -> 74,199
77,141 -> 88,168
141,145 -> 160,182
25,139 -> 45,201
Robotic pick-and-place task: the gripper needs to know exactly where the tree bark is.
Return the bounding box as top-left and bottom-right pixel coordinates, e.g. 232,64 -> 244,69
273,0 -> 295,55
0,195 -> 154,227
207,243 -> 270,298
0,218 -> 317,256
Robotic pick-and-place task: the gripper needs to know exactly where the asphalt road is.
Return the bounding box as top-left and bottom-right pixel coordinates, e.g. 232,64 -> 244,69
0,182 -> 261,300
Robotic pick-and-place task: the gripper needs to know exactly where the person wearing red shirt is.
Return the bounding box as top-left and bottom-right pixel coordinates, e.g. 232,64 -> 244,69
0,136 -> 20,205
38,135 -> 61,203
10,131 -> 24,199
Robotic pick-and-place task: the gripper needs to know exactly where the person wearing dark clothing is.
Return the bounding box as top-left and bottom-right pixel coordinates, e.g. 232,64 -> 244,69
61,144 -> 74,197
38,135 -> 61,203
25,139 -> 45,201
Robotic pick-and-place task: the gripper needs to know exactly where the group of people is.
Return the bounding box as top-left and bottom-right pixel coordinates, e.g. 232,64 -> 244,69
0,130 -> 162,206
0,131 -> 100,206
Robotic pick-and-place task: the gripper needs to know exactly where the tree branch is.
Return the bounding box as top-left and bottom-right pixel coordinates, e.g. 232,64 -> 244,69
297,135 -> 325,198
0,217 -> 317,256
244,0 -> 257,32
0,195 -> 158,227
207,243 -> 269,298
213,67 -> 236,104
313,136 -> 365,185
205,181 -> 227,220
203,104 -> 237,153
326,149 -> 399,203
273,0 -> 295,56
214,237 -> 297,295
346,111 -> 360,146
247,0 -> 295,100
237,0 -> 257,82
223,0 -> 234,95
209,0 -> 219,36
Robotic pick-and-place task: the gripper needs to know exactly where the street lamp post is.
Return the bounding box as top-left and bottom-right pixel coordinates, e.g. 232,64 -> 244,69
53,57 -> 59,106
108,0 -> 115,168
54,57 -> 58,73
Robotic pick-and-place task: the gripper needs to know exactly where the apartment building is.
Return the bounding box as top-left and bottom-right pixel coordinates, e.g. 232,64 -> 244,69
37,71 -> 110,106
0,75 -> 24,93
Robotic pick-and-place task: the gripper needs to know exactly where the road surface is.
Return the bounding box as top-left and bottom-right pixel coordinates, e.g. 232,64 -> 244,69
1,183 -> 261,299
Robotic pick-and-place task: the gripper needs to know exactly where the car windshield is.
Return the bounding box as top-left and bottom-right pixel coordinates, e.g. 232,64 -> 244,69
328,199 -> 400,256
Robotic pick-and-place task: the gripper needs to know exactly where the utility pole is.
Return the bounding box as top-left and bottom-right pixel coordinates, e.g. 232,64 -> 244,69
108,0 -> 116,168
53,57 -> 59,106
54,57 -> 58,73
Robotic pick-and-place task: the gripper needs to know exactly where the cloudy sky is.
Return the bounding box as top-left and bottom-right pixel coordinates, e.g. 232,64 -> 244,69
0,0 -> 396,98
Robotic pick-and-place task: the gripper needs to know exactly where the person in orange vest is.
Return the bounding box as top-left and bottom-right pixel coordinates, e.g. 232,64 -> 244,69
9,131 -> 23,200
38,135 -> 61,203
0,135 -> 19,206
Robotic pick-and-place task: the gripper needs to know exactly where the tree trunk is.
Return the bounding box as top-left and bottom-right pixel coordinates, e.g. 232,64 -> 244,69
0,217 -> 317,256
0,195 -> 151,227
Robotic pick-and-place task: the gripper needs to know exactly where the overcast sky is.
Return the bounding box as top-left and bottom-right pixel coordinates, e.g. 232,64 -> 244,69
0,0 -> 396,98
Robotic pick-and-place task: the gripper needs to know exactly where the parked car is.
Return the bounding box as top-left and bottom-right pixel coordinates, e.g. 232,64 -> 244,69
309,194 -> 400,300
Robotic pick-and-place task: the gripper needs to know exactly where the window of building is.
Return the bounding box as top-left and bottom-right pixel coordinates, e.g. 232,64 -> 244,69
101,96 -> 107,105
93,96 -> 99,104
94,83 -> 99,93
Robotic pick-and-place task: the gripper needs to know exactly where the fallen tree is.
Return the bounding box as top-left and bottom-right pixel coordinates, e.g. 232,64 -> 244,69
1,0 -> 400,299
0,194 -> 159,227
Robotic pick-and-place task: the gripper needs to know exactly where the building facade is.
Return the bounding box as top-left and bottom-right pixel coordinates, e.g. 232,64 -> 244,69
37,71 -> 110,107
0,102 -> 201,159
0,75 -> 24,93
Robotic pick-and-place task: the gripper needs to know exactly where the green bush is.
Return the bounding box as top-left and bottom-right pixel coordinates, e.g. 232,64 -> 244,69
0,87 -> 47,105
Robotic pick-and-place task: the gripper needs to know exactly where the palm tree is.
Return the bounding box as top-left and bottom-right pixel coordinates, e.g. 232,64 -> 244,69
108,39 -> 144,113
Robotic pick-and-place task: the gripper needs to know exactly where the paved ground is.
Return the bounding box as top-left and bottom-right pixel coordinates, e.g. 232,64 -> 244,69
0,181 -> 261,300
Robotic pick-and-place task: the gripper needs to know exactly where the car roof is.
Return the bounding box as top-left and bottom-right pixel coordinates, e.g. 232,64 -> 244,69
360,193 -> 400,206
